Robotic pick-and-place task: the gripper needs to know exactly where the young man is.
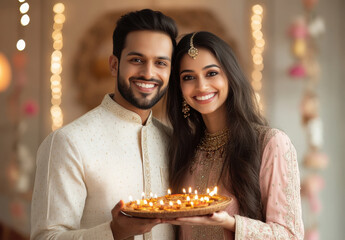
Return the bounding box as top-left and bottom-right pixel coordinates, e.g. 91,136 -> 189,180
31,9 -> 178,240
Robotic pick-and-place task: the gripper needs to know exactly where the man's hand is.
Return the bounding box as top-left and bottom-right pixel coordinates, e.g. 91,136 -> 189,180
110,200 -> 162,240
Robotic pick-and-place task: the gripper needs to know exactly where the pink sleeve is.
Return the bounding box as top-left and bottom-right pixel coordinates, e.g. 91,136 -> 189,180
234,129 -> 304,240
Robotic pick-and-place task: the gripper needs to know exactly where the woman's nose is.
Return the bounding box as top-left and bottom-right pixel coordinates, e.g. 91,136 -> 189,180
196,77 -> 208,91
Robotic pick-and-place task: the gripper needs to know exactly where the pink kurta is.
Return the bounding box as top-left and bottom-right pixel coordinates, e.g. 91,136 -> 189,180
179,128 -> 304,240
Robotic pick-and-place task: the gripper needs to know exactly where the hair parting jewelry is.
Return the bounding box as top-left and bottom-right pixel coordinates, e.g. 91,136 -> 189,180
188,32 -> 199,59
182,100 -> 190,118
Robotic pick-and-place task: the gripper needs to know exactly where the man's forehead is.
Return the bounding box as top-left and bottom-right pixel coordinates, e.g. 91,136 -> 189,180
122,30 -> 173,57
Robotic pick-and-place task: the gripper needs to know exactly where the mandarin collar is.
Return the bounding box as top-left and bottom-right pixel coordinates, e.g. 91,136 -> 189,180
101,94 -> 153,126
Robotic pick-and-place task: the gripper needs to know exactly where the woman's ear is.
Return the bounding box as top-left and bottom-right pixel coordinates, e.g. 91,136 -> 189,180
109,55 -> 119,77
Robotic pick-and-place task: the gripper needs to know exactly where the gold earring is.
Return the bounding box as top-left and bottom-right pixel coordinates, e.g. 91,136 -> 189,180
182,100 -> 190,118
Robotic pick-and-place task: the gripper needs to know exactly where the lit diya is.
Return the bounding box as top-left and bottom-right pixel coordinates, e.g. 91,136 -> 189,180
122,187 -> 232,218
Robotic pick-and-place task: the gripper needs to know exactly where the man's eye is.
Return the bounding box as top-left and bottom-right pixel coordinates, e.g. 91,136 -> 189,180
156,61 -> 168,66
182,75 -> 194,81
130,58 -> 143,63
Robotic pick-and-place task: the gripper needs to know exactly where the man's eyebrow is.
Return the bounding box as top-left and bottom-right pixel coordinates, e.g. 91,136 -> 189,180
127,52 -> 171,61
127,51 -> 144,57
157,56 -> 171,61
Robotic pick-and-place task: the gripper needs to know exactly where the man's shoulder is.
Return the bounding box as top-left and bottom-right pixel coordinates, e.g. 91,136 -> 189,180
64,104 -> 107,128
47,104 -> 109,142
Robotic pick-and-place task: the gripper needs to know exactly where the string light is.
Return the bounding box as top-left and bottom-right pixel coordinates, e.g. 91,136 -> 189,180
50,3 -> 65,131
250,4 -> 265,111
19,2 -> 29,14
16,0 -> 30,51
16,39 -> 26,51
20,14 -> 30,26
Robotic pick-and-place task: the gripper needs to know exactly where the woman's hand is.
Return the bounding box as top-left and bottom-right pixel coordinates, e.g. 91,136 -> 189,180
163,211 -> 236,232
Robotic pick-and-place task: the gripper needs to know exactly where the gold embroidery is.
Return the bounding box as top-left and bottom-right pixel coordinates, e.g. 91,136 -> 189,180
142,127 -> 152,193
282,134 -> 303,237
191,149 -> 226,239
142,127 -> 152,240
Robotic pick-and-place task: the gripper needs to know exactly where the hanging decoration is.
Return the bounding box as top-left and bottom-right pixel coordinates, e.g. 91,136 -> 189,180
250,4 -> 265,111
50,3 -> 65,131
287,0 -> 327,239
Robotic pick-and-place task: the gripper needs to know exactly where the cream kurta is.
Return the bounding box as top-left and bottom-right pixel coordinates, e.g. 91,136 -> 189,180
31,94 -> 174,240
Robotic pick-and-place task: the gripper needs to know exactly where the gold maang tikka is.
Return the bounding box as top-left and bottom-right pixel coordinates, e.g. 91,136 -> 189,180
188,32 -> 198,59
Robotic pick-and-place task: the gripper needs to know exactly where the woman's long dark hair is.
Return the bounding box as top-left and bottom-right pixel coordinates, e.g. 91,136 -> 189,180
167,31 -> 267,220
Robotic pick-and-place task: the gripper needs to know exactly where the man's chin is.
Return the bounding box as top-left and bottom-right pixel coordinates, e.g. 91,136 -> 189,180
132,99 -> 158,110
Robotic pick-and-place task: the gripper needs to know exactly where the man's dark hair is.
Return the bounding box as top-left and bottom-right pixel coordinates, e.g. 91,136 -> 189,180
112,9 -> 178,59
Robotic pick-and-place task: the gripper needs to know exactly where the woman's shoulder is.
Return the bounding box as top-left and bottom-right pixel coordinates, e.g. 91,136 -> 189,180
254,125 -> 291,152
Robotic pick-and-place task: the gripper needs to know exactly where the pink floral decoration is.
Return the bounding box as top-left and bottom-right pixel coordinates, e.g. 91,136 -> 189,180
305,228 -> 320,240
303,150 -> 329,169
23,99 -> 39,117
289,63 -> 306,78
302,0 -> 318,10
288,18 -> 308,39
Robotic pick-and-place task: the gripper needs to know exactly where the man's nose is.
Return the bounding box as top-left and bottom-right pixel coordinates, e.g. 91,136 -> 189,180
139,62 -> 154,80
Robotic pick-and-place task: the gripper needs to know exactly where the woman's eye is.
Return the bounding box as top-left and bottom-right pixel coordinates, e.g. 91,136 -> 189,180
207,71 -> 218,77
181,75 -> 194,81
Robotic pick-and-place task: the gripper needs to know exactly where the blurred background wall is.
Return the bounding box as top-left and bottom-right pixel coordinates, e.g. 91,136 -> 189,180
0,0 -> 344,239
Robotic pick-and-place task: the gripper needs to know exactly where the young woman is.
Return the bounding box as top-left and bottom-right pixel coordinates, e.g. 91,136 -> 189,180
165,31 -> 304,239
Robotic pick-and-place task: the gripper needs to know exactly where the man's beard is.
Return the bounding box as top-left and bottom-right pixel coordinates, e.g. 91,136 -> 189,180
117,73 -> 167,110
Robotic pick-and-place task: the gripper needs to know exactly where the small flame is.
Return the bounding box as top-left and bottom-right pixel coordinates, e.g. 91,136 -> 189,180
214,186 -> 218,194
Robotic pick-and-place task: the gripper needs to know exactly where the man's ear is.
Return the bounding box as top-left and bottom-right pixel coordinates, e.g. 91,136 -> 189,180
109,55 -> 119,77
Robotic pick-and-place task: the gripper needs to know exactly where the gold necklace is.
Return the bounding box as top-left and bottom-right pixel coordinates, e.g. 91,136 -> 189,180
197,128 -> 231,153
